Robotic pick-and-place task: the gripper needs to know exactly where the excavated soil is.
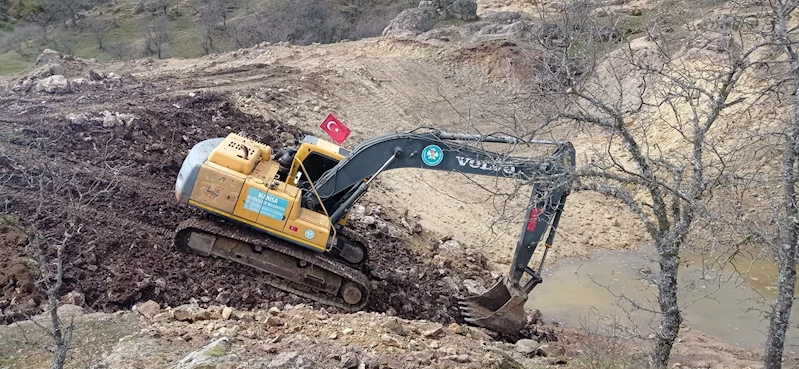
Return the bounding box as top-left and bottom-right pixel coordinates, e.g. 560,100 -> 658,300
0,79 -> 482,328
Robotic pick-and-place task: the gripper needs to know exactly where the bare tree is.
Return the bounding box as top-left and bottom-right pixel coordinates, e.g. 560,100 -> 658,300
759,1 -> 799,367
26,207 -> 79,369
51,29 -> 78,56
198,2 -> 222,54
153,0 -> 170,16
231,0 -> 347,47
107,39 -> 133,61
1,23 -> 45,57
201,0 -> 232,31
143,15 -> 171,59
1,137 -> 118,369
524,1 -> 772,367
39,0 -> 88,28
86,16 -> 114,51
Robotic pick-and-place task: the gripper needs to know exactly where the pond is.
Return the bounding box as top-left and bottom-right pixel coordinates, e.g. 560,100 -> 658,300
525,249 -> 799,349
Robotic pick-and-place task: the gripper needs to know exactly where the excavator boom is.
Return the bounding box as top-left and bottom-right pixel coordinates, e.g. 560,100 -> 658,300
302,128 -> 575,333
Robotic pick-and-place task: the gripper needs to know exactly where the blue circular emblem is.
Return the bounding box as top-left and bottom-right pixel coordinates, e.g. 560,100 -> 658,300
421,145 -> 444,166
305,229 -> 316,239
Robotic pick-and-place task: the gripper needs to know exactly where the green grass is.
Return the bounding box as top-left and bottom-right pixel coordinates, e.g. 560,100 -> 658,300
0,0 -> 407,75
0,50 -> 33,75
0,0 -> 212,75
204,342 -> 229,357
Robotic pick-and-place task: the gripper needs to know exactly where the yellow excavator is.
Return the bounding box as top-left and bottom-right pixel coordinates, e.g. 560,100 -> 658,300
174,128 -> 574,333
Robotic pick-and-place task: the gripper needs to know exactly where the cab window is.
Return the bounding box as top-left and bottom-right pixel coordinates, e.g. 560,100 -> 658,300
299,152 -> 339,182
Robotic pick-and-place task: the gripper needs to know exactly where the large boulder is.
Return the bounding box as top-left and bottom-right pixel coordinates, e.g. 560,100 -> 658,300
33,75 -> 71,94
384,0 -> 478,38
35,49 -> 63,66
32,63 -> 66,79
383,7 -> 439,37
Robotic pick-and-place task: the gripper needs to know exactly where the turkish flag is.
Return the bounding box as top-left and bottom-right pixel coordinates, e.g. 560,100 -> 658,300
319,113 -> 351,145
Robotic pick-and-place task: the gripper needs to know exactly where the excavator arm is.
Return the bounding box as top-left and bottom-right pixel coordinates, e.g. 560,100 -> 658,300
304,128 -> 575,333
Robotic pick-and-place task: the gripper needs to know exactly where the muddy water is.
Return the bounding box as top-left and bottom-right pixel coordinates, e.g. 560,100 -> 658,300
525,249 -> 799,349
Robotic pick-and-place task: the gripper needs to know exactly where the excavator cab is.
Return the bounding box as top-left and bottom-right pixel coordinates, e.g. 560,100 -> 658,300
276,136 -> 349,185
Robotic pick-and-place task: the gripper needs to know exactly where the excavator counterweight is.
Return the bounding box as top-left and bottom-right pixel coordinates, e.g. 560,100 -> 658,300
174,128 -> 574,335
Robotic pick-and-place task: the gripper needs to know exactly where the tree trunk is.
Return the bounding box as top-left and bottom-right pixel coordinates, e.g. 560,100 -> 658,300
763,75 -> 799,369
50,298 -> 67,369
764,257 -> 796,369
47,254 -> 67,369
650,238 -> 682,369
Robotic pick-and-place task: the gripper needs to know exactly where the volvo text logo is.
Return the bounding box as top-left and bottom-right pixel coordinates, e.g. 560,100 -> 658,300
456,156 -> 516,175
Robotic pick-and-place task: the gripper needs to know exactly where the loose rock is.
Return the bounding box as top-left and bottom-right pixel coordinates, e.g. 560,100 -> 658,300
442,354 -> 471,363
265,316 -> 283,326
422,326 -> 444,339
515,338 -> 539,356
380,334 -> 402,347
462,279 -> 486,295
12,78 -> 32,93
267,351 -> 317,369
33,63 -> 66,79
89,70 -> 104,81
383,8 -> 439,37
33,75 -> 71,94
60,291 -> 85,307
340,352 -> 359,368
172,304 -> 210,322
135,300 -> 161,319
447,323 -> 464,335
222,306 -> 233,320
536,343 -> 566,357
35,49 -> 63,66
440,239 -> 463,254
381,317 -> 408,336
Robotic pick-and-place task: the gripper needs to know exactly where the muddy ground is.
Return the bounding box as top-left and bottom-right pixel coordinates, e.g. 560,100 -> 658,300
0,73 -> 497,331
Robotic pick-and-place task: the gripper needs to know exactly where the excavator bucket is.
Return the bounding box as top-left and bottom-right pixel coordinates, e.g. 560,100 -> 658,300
458,277 -> 528,334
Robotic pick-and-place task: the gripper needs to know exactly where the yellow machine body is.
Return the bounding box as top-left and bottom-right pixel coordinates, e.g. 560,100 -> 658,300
185,133 -> 346,252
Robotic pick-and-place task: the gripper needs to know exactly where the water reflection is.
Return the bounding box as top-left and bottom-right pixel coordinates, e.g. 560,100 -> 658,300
525,250 -> 799,349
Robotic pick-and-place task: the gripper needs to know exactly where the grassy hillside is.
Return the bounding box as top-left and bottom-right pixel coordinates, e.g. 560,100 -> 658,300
0,0 -> 416,75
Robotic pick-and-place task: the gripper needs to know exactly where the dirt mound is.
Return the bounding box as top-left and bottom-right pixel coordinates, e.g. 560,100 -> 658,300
0,225 -> 41,322
0,81 -> 495,328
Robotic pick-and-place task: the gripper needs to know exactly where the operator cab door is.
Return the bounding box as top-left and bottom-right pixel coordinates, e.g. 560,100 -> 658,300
288,136 -> 348,186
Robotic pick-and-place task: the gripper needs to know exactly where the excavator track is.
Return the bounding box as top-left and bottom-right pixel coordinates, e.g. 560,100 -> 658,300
175,217 -> 370,311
